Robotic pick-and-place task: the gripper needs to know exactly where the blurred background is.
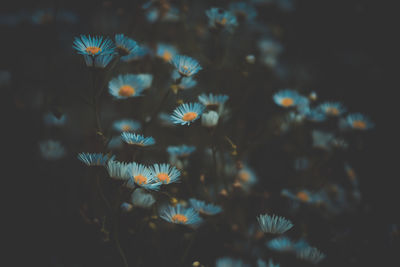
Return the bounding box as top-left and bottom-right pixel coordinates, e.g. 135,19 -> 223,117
2,0 -> 396,266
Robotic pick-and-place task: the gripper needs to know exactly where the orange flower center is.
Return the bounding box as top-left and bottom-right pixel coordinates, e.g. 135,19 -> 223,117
238,171 -> 250,182
171,214 -> 188,224
157,173 -> 170,183
326,107 -> 339,115
352,120 -> 366,129
85,46 -> 101,55
121,124 -> 131,131
162,51 -> 172,61
118,85 -> 135,97
296,191 -> 310,202
134,175 -> 147,185
219,18 -> 227,25
182,112 -> 198,122
281,97 -> 294,107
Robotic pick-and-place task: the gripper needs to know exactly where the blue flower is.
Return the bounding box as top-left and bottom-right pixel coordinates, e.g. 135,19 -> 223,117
43,112 -> 66,127
198,93 -> 229,110
215,257 -> 249,267
296,246 -> 326,264
156,43 -> 178,62
150,163 -> 181,184
257,259 -> 280,267
303,108 -> 327,122
343,113 -> 374,130
83,54 -> 114,68
170,102 -> 205,125
39,140 -> 65,160
229,2 -> 257,21
167,145 -> 196,157
159,204 -> 202,227
77,153 -> 115,166
170,55 -> 202,77
189,198 -> 222,215
113,119 -> 141,132
266,237 -> 294,252
236,166 -> 258,190
73,35 -> 115,56
121,132 -> 155,146
206,8 -> 238,32
317,101 -> 346,116
273,89 -> 301,108
128,163 -> 161,191
106,160 -> 131,181
131,188 -> 156,208
135,74 -> 153,90
257,214 -> 293,234
108,74 -> 147,99
115,33 -> 140,62
172,70 -> 197,90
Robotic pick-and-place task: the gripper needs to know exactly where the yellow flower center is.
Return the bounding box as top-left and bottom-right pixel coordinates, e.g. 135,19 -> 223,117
162,51 -> 172,61
134,175 -> 147,185
352,120 -> 366,129
171,214 -> 188,224
118,85 -> 135,97
121,124 -> 131,131
281,97 -> 294,107
85,46 -> 102,55
182,112 -> 198,122
157,173 -> 170,183
238,171 -> 250,182
296,191 -> 310,202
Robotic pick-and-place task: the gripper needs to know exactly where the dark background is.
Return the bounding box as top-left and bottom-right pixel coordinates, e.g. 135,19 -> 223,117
3,0 -> 396,266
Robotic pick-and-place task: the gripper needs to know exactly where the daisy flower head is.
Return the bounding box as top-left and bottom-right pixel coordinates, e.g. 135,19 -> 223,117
114,33 -> 139,62
257,214 -> 294,234
343,113 -> 374,130
317,101 -> 346,116
216,257 -> 249,267
106,160 -> 131,181
198,93 -> 229,111
129,163 -> 161,191
113,119 -> 141,132
83,54 -> 114,68
236,166 -> 258,190
159,204 -> 202,227
266,236 -> 294,252
73,35 -> 115,56
150,163 -> 181,184
131,188 -> 156,208
136,74 -> 153,90
121,132 -> 155,146
39,140 -> 65,160
206,7 -> 238,32
170,102 -> 205,125
170,55 -> 202,77
77,152 -> 115,166
273,89 -> 301,108
189,198 -> 222,215
156,43 -> 178,62
108,74 -> 147,99
201,110 -> 219,128
296,246 -> 326,264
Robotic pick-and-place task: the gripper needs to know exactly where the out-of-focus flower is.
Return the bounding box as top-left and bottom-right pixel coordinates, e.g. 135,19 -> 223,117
229,2 -> 257,22
131,188 -> 156,208
167,145 -> 196,158
39,140 -> 66,160
121,132 -> 155,146
267,236 -> 294,252
170,55 -> 202,77
43,112 -> 67,127
201,111 -> 219,128
257,259 -> 280,267
343,113 -> 374,130
136,74 -> 153,90
257,214 -> 293,234
170,102 -> 205,125
156,43 -> 178,62
317,102 -> 347,117
215,257 -> 249,267
73,35 -> 115,56
106,160 -> 131,181
311,130 -> 335,150
246,54 -> 256,64
206,8 -> 238,32
296,246 -> 326,264
236,166 -> 258,190
160,204 -> 202,227
115,34 -> 140,62
189,198 -> 222,215
150,163 -> 181,184
273,89 -> 301,108
108,74 -> 147,99
113,119 -> 141,132
77,153 -> 115,166
198,93 -> 229,112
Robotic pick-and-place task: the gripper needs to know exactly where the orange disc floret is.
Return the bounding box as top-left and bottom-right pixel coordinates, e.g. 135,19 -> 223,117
85,46 -> 102,55
157,173 -> 170,183
352,120 -> 366,129
326,107 -> 339,115
296,191 -> 310,202
118,85 -> 135,97
162,51 -> 172,61
238,171 -> 250,182
182,112 -> 198,121
281,97 -> 294,107
134,174 -> 148,185
171,214 -> 188,224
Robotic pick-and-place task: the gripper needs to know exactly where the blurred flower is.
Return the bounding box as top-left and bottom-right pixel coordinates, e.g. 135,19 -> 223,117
198,93 -> 229,112
170,102 -> 205,125
150,163 -> 181,184
113,119 -> 141,132
121,132 -> 155,146
273,89 -> 301,108
43,112 -> 66,127
121,202 -> 133,212
236,166 -> 258,190
257,259 -> 280,267
206,8 -> 238,32
156,43 -> 178,62
229,2 -> 257,22
108,74 -> 147,99
343,113 -> 374,130
266,236 -> 294,252
115,34 -> 140,62
136,74 -> 153,90
39,140 -> 65,160
257,214 -> 293,234
201,111 -> 219,128
311,130 -> 335,150
77,153 -> 115,166
296,246 -> 326,264
246,54 -> 256,64
131,188 -> 156,208
160,204 -> 202,227
73,35 -> 115,56
317,102 -> 346,116
189,198 -> 222,215
167,145 -> 196,158
106,160 -> 131,181
215,257 -> 249,267
170,55 -> 202,77
128,163 -> 161,191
